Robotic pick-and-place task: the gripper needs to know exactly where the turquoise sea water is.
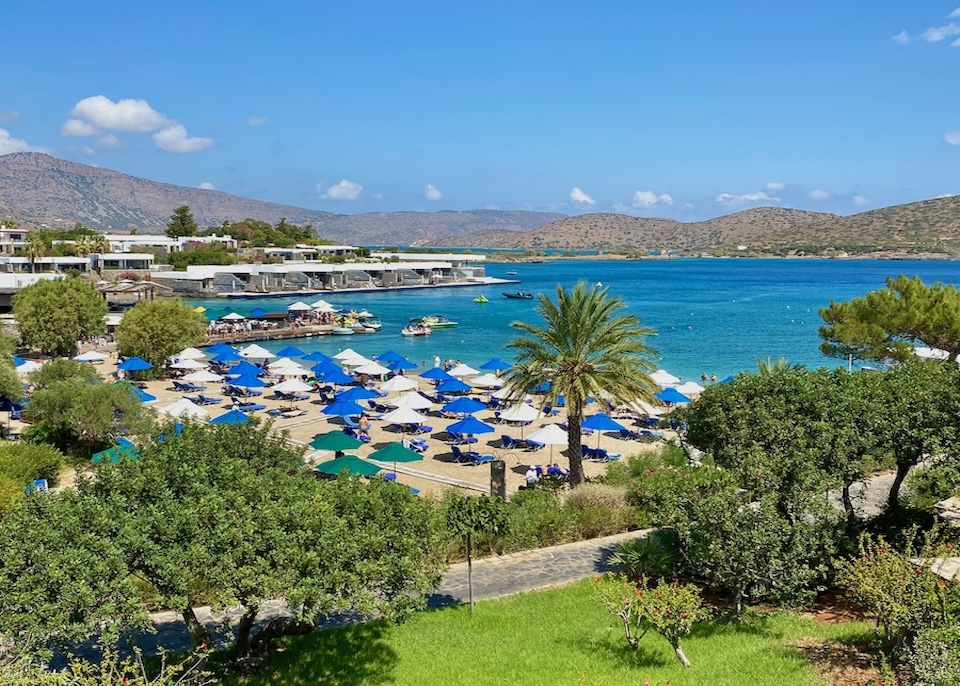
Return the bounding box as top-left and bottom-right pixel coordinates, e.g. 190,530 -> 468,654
188,259 -> 960,383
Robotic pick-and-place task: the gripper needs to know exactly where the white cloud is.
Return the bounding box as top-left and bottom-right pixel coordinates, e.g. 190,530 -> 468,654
632,190 -> 674,208
0,128 -> 42,155
0,111 -> 20,123
952,7 -> 960,18
715,192 -> 779,206
60,118 -> 99,137
569,187 -> 595,205
936,193 -> 957,198
152,124 -> 215,153
953,37 -> 960,47
892,30 -> 909,44
247,116 -> 268,127
320,179 -> 363,200
947,130 -> 960,145
70,95 -> 168,132
198,181 -> 216,190
921,22 -> 960,42
96,134 -> 122,150
852,195 -> 869,206
809,189 -> 831,200
424,184 -> 443,201
765,181 -> 785,191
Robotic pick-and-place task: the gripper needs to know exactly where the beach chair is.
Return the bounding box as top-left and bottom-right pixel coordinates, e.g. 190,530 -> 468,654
464,450 -> 494,466
343,415 -> 361,429
449,432 -> 478,445
594,448 -> 621,462
618,428 -> 640,440
500,434 -> 519,449
581,445 -> 598,460
411,423 -> 432,435
235,402 -> 266,412
195,394 -> 222,406
542,404 -> 559,416
488,397 -> 503,409
403,437 -> 429,453
343,427 -> 371,443
176,381 -> 204,393
450,446 -> 468,464
525,439 -> 545,452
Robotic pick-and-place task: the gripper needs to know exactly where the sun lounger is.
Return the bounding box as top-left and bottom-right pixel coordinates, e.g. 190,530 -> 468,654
403,437 -> 429,452
464,450 -> 494,466
235,402 -> 266,412
449,432 -> 478,445
594,448 -> 621,462
343,427 -> 371,443
525,439 -> 545,451
174,381 -> 204,393
500,434 -> 519,449
194,394 -> 222,406
409,423 -> 432,435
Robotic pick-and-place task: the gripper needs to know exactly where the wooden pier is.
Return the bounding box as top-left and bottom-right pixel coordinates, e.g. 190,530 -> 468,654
204,324 -> 361,346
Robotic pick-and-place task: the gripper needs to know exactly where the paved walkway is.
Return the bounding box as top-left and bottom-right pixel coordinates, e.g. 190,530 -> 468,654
131,529 -> 651,655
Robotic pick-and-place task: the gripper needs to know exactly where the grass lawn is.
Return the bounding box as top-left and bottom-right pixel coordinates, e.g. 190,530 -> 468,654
227,580 -> 873,686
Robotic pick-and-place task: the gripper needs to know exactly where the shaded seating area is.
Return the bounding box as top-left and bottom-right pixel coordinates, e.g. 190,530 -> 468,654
448,432 -> 478,445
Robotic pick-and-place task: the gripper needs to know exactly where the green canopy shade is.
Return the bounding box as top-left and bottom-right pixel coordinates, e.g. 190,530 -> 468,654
309,430 -> 364,452
368,442 -> 423,464
92,444 -> 141,464
314,454 -> 382,477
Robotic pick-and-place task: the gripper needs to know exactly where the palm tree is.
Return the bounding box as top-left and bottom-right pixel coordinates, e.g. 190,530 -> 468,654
755,356 -> 795,377
503,282 -> 659,486
88,233 -> 111,255
73,236 -> 92,257
23,234 -> 47,273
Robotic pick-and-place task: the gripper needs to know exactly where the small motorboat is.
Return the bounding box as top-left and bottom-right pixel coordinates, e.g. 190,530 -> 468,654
411,315 -> 458,329
472,295 -> 489,303
401,324 -> 432,337
331,327 -> 355,335
506,270 -> 518,276
503,290 -> 535,300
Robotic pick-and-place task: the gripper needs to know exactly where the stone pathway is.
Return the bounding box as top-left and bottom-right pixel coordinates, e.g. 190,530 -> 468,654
125,528 -> 652,656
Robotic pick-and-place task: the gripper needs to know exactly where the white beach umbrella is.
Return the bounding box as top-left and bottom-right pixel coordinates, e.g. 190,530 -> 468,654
381,407 -> 427,425
675,381 -> 706,395
310,299 -> 336,311
499,403 -> 544,423
240,344 -> 275,359
387,391 -> 433,410
268,357 -> 297,369
379,376 -> 418,393
220,312 -> 246,321
650,369 -> 681,387
182,370 -> 223,383
16,360 -> 44,374
621,399 -> 664,417
525,423 -> 570,460
333,348 -> 361,361
272,378 -> 313,393
271,364 -> 310,376
159,398 -> 209,420
74,351 -> 107,362
354,361 -> 391,376
176,347 -> 207,360
287,300 -> 313,311
492,385 -> 527,401
470,373 -> 504,388
170,358 -> 207,370
448,363 -> 480,378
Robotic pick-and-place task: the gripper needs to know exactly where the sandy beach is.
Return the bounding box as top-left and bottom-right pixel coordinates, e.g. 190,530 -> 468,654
26,347 -> 667,497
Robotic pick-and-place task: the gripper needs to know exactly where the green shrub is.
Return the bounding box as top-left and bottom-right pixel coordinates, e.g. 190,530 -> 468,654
626,464 -> 733,527
502,489 -> 576,551
908,461 -> 960,510
564,482 -> 628,510
906,625 -> 960,686
0,442 -> 64,487
610,529 -> 681,582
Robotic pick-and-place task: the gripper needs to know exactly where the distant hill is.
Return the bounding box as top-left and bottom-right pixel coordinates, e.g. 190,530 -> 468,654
432,199 -> 960,254
0,153 -> 563,245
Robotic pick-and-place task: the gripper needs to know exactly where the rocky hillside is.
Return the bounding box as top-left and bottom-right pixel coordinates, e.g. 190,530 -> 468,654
433,199 -> 960,254
0,153 -> 562,245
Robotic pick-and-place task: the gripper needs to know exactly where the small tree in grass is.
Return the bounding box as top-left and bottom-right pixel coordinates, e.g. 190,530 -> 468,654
594,574 -> 708,667
445,492 -> 509,615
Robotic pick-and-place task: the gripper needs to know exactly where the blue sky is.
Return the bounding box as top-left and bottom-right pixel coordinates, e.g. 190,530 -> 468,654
1,1 -> 957,220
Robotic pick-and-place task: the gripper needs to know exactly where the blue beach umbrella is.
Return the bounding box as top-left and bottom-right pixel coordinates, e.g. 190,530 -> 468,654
532,380 -> 552,394
117,356 -> 153,372
336,386 -> 379,402
447,415 -> 495,436
210,409 -> 251,425
436,378 -> 471,394
441,396 -> 487,415
11,355 -> 25,367
207,342 -> 237,355
322,399 -> 367,417
303,351 -> 333,362
654,387 -> 692,405
230,373 -> 268,388
387,358 -> 417,371
311,360 -> 342,376
718,375 -> 736,384
317,368 -> 355,386
275,345 -> 307,358
479,357 -> 511,372
377,350 -> 404,363
421,367 -> 453,382
249,307 -> 269,318
212,350 -> 244,364
120,383 -> 156,403
582,412 -> 626,432
228,360 -> 264,377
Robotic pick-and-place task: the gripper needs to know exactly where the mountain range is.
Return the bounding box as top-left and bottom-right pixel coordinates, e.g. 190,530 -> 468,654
1,152 -> 959,254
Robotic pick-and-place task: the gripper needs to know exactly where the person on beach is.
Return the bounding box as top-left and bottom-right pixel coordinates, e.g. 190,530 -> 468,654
358,414 -> 371,438
524,465 -> 539,489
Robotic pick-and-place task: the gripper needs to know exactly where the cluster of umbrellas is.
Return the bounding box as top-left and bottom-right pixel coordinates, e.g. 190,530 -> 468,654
309,429 -> 423,477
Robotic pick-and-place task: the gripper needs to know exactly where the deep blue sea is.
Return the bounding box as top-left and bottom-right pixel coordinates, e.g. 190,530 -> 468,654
188,259 -> 960,383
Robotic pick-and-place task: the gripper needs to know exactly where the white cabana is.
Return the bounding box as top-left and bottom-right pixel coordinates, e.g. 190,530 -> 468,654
387,392 -> 433,410
379,375 -> 418,393
268,357 -> 297,368
220,312 -> 246,321
182,370 -> 223,383
170,358 -> 207,370
498,403 -> 544,423
240,344 -> 275,359
650,369 -> 681,386
175,347 -> 207,360
272,378 -> 313,393
448,363 -> 480,378
310,299 -> 336,312
74,351 -> 107,363
332,348 -> 361,360
470,373 -> 504,388
159,398 -> 210,420
381,407 -> 428,425
287,300 -> 313,311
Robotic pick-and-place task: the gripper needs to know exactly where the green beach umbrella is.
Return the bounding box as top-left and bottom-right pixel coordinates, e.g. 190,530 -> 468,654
310,430 -> 364,454
314,454 -> 382,477
368,441 -> 424,479
92,444 -> 141,464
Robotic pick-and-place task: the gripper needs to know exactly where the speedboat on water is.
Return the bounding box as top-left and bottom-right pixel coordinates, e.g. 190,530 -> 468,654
503,290 -> 534,300
401,324 -> 432,337
332,326 -> 355,335
410,315 -> 458,328
472,295 -> 489,303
